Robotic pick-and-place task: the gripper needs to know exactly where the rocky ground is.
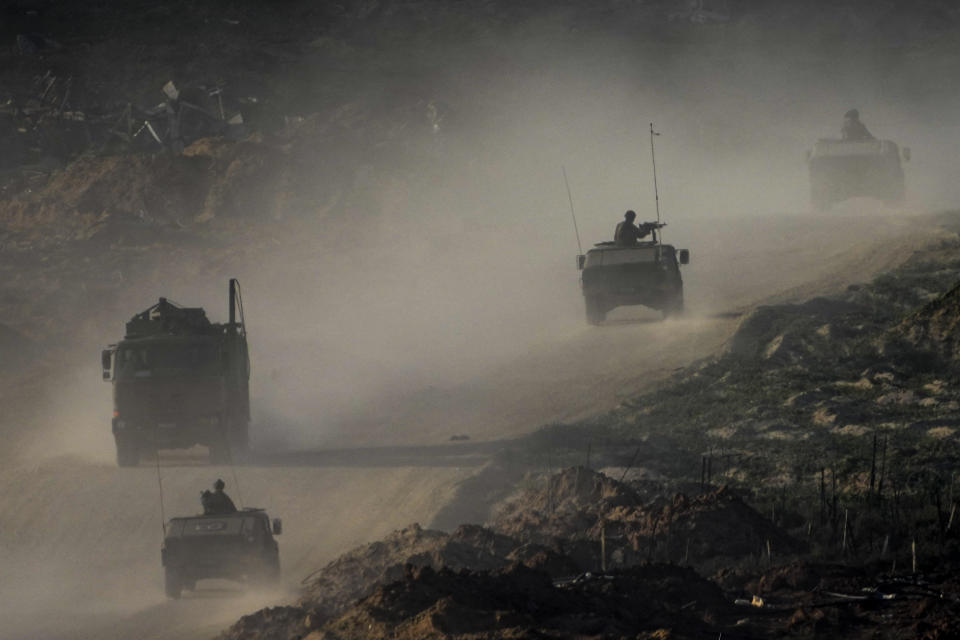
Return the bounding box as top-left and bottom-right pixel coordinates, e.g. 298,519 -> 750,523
219,468 -> 960,639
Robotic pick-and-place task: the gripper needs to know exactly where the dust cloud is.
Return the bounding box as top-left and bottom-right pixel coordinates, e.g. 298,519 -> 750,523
227,26 -> 960,450
3,5 -> 960,640
10,16 -> 956,454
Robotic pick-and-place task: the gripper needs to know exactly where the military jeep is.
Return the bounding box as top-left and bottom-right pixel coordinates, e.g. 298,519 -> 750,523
161,508 -> 281,599
577,241 -> 689,324
807,138 -> 909,210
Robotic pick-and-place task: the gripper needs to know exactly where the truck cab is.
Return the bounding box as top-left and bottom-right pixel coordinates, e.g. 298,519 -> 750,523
101,280 -> 249,466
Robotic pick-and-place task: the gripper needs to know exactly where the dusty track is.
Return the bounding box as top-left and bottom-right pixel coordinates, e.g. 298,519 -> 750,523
0,211 -> 947,640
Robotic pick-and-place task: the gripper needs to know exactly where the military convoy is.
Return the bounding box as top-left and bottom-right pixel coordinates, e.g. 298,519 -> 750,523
577,238 -> 689,324
101,279 -> 250,466
161,507 -> 282,599
807,138 -> 910,210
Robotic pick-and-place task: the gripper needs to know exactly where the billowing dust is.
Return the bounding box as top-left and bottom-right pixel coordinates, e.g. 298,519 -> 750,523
1,6 -> 959,640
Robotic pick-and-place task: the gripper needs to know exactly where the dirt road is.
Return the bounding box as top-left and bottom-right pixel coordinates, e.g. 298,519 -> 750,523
0,211 -> 946,640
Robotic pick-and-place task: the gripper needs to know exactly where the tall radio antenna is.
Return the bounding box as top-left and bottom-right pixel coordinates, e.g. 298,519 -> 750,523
649,122 -> 661,226
562,165 -> 583,255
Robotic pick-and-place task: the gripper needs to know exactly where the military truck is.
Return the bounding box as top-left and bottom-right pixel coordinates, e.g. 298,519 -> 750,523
101,279 -> 250,466
807,138 -> 910,210
161,508 -> 281,598
577,238 -> 689,324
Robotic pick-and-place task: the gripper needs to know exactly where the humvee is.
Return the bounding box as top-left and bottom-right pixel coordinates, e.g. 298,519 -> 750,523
161,508 -> 282,599
577,241 -> 689,324
807,138 -> 910,210
101,279 -> 250,466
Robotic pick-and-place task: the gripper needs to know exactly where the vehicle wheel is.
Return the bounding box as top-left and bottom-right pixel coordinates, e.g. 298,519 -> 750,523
208,438 -> 229,465
663,295 -> 684,319
585,297 -> 606,325
210,416 -> 249,464
229,421 -> 250,461
883,182 -> 905,207
254,556 -> 281,586
165,568 -> 182,599
115,435 -> 140,467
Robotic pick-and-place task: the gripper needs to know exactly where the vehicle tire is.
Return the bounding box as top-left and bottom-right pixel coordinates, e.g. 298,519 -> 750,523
255,556 -> 281,586
115,435 -> 140,467
662,294 -> 684,319
229,421 -> 250,462
208,438 -> 229,465
585,296 -> 606,325
165,567 -> 182,599
883,181 -> 905,207
210,416 -> 234,464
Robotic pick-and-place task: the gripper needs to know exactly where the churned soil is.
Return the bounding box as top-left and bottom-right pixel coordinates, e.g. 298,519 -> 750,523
224,563 -> 733,640
492,467 -> 803,570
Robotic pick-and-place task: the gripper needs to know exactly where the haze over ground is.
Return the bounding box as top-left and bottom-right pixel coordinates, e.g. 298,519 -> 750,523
1,1 -> 959,638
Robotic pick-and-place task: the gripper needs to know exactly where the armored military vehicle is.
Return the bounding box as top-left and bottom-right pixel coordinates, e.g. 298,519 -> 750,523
807,138 -> 910,210
101,279 -> 250,466
161,508 -> 281,598
577,236 -> 689,324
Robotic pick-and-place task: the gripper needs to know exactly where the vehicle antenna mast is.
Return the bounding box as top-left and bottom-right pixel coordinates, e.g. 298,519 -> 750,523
562,165 -> 583,255
649,122 -> 662,245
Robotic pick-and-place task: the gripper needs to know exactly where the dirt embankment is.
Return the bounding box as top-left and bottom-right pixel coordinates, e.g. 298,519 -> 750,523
221,467 -> 797,640
221,465 -> 960,640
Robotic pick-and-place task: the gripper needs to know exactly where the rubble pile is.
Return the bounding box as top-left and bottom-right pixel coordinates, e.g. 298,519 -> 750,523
713,561 -> 960,639
491,466 -> 644,545
250,468 -> 797,639
301,523 -> 518,618
492,467 -> 802,569
222,563 -> 733,640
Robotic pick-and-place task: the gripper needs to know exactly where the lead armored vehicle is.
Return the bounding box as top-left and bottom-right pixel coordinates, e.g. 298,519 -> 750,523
577,236 -> 689,324
161,508 -> 282,598
101,279 -> 250,466
807,138 -> 910,210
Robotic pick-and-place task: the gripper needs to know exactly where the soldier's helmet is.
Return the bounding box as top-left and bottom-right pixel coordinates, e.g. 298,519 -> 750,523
844,109 -> 860,119
625,210 -> 637,221
214,478 -> 226,491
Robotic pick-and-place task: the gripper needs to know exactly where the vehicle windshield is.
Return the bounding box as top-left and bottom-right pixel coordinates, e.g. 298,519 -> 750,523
116,342 -> 220,379
170,516 -> 264,538
585,246 -> 667,267
814,139 -> 885,156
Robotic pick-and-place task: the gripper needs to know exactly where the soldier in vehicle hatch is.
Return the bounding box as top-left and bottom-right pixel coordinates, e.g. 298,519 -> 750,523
614,210 -> 653,246
201,478 -> 238,515
841,109 -> 874,142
